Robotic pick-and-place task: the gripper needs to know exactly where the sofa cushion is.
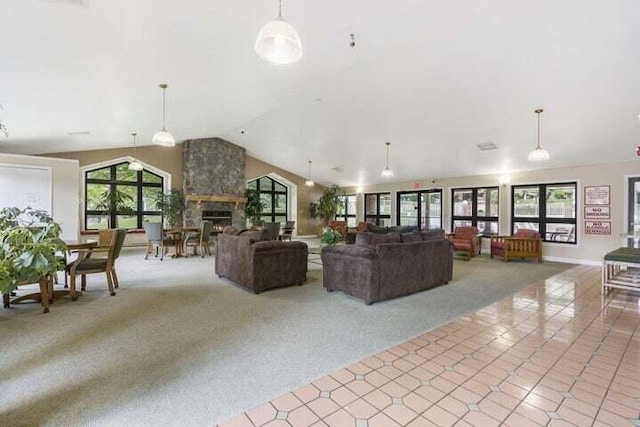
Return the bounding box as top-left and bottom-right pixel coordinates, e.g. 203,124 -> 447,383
223,226 -> 241,235
389,225 -> 418,234
421,229 -> 445,241
239,229 -> 270,243
514,229 -> 540,239
401,230 -> 422,243
367,224 -> 389,234
356,231 -> 402,248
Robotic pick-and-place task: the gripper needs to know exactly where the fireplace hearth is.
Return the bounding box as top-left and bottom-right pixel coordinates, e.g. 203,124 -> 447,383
202,210 -> 232,233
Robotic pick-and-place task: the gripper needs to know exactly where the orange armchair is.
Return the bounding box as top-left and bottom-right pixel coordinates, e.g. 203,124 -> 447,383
328,220 -> 347,240
447,226 -> 479,260
490,229 -> 542,263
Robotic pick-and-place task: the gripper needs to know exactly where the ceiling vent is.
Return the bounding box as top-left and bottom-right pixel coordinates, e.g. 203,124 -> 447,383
476,142 -> 498,151
331,166 -> 344,173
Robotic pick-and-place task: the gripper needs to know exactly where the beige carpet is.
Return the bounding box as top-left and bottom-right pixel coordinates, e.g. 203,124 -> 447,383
0,245 -> 571,426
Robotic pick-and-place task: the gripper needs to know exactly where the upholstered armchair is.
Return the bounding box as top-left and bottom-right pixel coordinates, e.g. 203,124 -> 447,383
447,226 -> 479,260
328,221 -> 347,240
490,229 -> 542,263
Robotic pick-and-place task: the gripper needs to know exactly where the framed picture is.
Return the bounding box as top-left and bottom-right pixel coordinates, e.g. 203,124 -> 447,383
584,221 -> 611,235
584,185 -> 610,205
584,206 -> 610,220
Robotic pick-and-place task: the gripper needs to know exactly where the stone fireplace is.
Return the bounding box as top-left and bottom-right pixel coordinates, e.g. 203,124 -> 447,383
182,137 -> 246,228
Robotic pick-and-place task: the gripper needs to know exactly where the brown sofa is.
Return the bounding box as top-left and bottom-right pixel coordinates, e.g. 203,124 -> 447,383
321,229 -> 453,304
215,228 -> 308,294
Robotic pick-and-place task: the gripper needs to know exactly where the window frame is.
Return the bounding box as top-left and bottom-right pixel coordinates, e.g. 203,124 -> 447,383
335,194 -> 357,227
396,189 -> 443,230
364,192 -> 391,226
247,176 -> 288,224
451,186 -> 500,236
84,162 -> 164,230
511,182 -> 578,244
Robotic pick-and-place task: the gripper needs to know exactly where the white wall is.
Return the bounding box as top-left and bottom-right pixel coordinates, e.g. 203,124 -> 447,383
347,159 -> 640,265
0,153 -> 79,241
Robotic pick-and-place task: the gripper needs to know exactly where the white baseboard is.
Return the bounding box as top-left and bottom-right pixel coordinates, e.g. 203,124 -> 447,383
543,256 -> 601,266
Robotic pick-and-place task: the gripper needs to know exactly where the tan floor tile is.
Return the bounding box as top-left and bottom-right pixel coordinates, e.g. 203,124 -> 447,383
288,406 -> 321,427
514,402 -> 550,426
347,363 -> 374,376
271,392 -> 304,412
330,386 -> 359,407
314,376 -> 342,392
378,365 -> 404,380
460,379 -> 490,397
461,410 -> 501,427
246,403 -> 277,426
368,412 -> 402,427
477,398 -> 511,422
430,376 -> 457,394
557,405 -> 596,426
596,408 -> 636,426
437,395 -> 468,418
323,409 -> 355,427
343,398 -> 378,419
381,381 -> 411,398
345,380 -> 376,397
308,397 -> 341,419
365,370 -> 391,388
408,366 -> 437,382
422,405 -> 460,427
294,384 -> 321,404
363,389 -> 393,410
395,373 -> 422,391
414,385 -> 446,403
262,421 -> 290,427
523,392 -> 560,412
484,391 -> 520,411
403,392 -> 433,414
503,411 -> 544,427
406,416 -> 438,427
383,403 -> 419,425
332,369 -> 356,385
600,399 -> 639,419
450,387 -> 483,405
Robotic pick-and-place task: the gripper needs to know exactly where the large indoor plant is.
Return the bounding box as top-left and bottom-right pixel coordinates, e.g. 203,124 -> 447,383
317,184 -> 344,225
155,189 -> 185,229
0,207 -> 66,311
245,188 -> 265,227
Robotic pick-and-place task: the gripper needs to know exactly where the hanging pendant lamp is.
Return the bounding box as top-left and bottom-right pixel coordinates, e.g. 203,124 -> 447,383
381,142 -> 394,178
304,160 -> 314,187
152,83 -> 176,147
128,132 -> 143,171
255,0 -> 302,65
528,108 -> 550,162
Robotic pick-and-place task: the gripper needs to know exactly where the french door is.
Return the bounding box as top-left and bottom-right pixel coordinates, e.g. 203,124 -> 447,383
628,177 -> 640,247
397,190 -> 442,230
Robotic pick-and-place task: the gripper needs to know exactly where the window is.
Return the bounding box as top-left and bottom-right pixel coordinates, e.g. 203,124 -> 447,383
336,194 -> 357,227
511,182 -> 577,243
364,193 -> 392,226
451,187 -> 499,236
247,176 -> 288,224
397,190 -> 442,230
85,162 -> 164,230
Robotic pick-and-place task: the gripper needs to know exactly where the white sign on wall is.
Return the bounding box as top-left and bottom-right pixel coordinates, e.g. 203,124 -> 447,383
584,221 -> 611,235
584,206 -> 610,220
584,185 -> 610,205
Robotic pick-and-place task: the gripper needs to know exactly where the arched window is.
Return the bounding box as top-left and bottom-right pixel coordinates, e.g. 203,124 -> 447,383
85,161 -> 164,230
247,176 -> 288,224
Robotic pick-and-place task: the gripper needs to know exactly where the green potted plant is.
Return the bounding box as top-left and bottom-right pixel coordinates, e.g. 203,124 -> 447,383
0,207 -> 66,313
320,228 -> 342,245
155,189 -> 185,229
245,188 -> 265,228
317,184 -> 344,226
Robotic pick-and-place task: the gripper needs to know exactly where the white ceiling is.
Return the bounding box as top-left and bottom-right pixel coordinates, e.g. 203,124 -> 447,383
2,0 -> 640,186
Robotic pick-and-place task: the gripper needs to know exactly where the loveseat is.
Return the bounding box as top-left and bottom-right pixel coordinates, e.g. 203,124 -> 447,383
321,229 -> 453,304
215,228 -> 308,294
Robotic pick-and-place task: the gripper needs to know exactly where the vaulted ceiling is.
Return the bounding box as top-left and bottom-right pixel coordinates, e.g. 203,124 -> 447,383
2,0 -> 639,186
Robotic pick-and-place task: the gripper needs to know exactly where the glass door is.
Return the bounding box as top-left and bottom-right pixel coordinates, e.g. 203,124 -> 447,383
628,177 -> 640,247
397,190 -> 442,230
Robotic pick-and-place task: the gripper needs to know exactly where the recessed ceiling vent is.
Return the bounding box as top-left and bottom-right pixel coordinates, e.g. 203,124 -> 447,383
331,166 -> 344,173
476,142 -> 498,151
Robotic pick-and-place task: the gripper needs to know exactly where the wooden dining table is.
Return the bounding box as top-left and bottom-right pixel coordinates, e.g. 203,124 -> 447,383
166,227 -> 199,258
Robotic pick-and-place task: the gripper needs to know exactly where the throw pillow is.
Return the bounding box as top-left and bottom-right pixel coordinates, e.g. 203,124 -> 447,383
355,232 -> 375,247
239,230 -> 270,242
421,229 -> 445,241
401,230 -> 422,243
372,232 -> 401,245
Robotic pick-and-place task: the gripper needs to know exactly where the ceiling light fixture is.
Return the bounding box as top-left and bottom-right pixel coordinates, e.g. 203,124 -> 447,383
381,141 -> 394,178
304,160 -> 314,187
528,108 -> 550,162
152,83 -> 175,147
255,0 -> 302,65
128,133 -> 143,171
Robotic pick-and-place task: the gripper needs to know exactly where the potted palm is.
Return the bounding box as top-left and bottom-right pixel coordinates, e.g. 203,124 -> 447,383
0,207 -> 66,313
317,184 -> 345,225
156,189 -> 185,229
245,188 -> 265,228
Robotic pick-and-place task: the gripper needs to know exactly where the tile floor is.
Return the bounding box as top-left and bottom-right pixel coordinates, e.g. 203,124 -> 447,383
218,265 -> 640,427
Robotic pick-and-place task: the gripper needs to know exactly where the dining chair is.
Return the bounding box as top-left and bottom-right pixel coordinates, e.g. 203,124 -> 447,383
142,222 -> 175,260
185,221 -> 214,257
279,220 -> 295,241
263,222 -> 281,240
67,228 -> 127,299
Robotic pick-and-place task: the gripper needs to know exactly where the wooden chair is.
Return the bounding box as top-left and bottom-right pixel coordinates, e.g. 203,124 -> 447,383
142,222 -> 175,260
185,221 -> 214,257
279,220 -> 295,241
67,229 -> 127,299
447,226 -> 479,260
329,220 -> 347,240
490,229 -> 542,263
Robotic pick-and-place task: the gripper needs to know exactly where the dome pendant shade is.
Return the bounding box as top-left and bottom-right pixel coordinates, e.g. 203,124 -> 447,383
528,108 -> 550,162
152,130 -> 176,147
128,160 -> 143,171
152,83 -> 176,147
255,18 -> 302,64
381,141 -> 394,178
304,160 -> 314,187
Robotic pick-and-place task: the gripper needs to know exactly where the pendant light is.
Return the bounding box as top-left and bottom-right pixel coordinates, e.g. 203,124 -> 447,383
304,160 -> 314,187
528,108 -> 550,162
255,0 -> 302,65
128,133 -> 143,171
152,83 -> 175,147
381,142 -> 394,178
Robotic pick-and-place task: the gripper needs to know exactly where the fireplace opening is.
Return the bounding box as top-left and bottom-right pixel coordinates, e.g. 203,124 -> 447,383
202,210 -> 232,233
